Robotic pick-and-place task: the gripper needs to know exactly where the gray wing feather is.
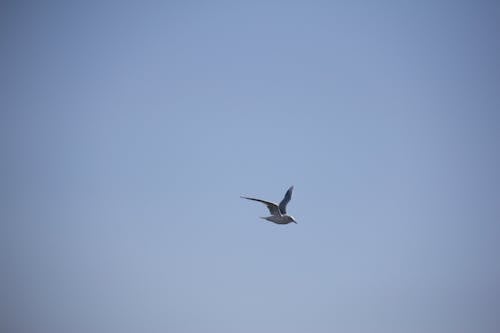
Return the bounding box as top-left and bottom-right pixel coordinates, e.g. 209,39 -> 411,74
278,186 -> 294,214
241,196 -> 281,216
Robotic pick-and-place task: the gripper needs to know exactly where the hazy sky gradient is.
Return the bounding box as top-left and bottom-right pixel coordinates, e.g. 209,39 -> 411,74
2,1 -> 500,332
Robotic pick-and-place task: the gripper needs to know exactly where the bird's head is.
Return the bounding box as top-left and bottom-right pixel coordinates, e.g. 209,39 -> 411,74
288,215 -> 297,224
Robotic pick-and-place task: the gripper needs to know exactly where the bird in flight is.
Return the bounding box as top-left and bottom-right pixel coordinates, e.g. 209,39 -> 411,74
241,186 -> 297,224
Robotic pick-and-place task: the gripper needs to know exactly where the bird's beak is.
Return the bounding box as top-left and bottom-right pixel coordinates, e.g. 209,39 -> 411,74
293,221 -> 298,224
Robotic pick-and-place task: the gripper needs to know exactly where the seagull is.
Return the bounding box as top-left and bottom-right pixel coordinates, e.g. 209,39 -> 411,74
241,186 -> 297,224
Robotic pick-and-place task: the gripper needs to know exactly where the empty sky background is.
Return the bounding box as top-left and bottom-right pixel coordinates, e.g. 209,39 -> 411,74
2,1 -> 500,332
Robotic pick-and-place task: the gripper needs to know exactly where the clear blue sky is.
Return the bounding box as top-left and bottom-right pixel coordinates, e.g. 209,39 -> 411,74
2,1 -> 500,332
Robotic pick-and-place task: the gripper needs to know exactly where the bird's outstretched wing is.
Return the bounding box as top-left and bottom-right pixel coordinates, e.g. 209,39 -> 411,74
241,196 -> 281,216
278,186 -> 294,214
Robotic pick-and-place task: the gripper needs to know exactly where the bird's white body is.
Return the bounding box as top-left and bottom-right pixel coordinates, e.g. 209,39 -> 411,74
241,186 -> 297,225
261,215 -> 296,224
